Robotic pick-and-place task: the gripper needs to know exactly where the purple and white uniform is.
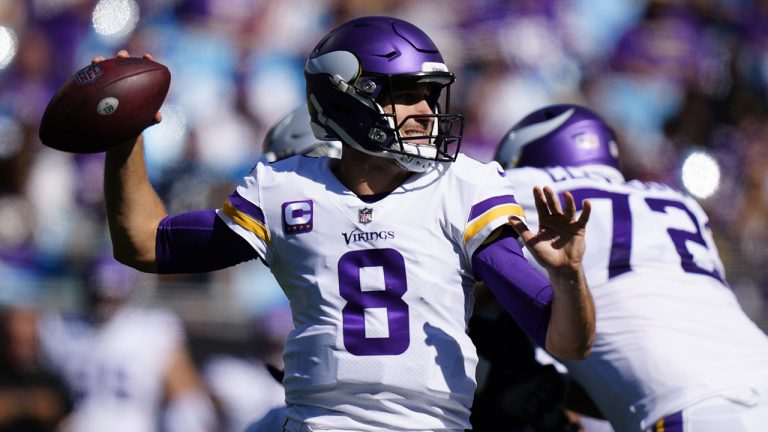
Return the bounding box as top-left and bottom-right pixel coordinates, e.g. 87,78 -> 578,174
507,164 -> 768,432
216,154 -> 546,431
38,307 -> 183,432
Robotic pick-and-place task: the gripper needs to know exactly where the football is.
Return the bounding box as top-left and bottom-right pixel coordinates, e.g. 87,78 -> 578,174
39,57 -> 171,153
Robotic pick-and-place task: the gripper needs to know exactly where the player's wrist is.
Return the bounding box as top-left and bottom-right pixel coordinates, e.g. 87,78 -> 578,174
547,265 -> 585,289
111,133 -> 142,150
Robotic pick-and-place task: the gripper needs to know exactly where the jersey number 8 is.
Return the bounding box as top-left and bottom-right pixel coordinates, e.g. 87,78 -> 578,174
338,249 -> 410,356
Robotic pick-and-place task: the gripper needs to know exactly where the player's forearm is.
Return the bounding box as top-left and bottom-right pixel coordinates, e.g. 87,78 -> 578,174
472,234 -> 553,347
545,267 -> 595,360
104,136 -> 166,272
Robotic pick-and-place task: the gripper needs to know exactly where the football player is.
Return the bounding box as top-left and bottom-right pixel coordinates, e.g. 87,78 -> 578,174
37,256 -> 217,432
251,102 -> 584,432
496,104 -> 768,432
92,17 -> 595,431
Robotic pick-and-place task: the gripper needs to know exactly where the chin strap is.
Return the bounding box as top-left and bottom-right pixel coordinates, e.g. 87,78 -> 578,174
393,142 -> 440,172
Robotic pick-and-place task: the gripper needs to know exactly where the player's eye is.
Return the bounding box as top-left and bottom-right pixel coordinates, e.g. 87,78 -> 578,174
381,83 -> 434,106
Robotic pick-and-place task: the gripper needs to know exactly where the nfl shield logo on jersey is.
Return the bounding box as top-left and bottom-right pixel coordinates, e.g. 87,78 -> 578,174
358,208 -> 374,224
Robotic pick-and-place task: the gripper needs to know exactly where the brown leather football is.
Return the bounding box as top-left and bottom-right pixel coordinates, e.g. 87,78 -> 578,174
39,57 -> 171,153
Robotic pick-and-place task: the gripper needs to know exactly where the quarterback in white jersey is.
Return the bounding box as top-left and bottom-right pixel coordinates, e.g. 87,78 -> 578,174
91,16 -> 595,432
496,104 -> 768,432
37,257 -> 217,432
220,153 -> 525,430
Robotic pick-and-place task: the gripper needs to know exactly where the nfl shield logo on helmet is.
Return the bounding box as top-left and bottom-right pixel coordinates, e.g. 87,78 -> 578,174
575,132 -> 599,150
358,208 -> 374,224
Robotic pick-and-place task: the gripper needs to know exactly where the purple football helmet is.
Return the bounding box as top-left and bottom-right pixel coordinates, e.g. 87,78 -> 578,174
87,255 -> 139,299
85,255 -> 140,323
305,16 -> 463,172
495,104 -> 620,169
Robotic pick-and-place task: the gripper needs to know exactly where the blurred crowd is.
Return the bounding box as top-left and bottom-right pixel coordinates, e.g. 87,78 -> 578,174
1,0 -> 768,428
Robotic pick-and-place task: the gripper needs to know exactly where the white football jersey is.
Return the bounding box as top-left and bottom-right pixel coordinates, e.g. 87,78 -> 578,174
218,154 -> 525,431
38,306 -> 183,432
506,164 -> 768,432
202,355 -> 286,432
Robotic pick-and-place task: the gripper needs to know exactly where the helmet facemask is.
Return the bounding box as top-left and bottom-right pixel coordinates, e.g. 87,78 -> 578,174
371,75 -> 463,172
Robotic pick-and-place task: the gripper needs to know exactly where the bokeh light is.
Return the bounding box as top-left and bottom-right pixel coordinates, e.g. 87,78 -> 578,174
92,0 -> 140,39
0,25 -> 18,70
143,104 -> 189,177
681,151 -> 721,199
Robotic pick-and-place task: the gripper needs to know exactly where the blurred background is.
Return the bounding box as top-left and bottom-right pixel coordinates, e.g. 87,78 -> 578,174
1,0 -> 768,364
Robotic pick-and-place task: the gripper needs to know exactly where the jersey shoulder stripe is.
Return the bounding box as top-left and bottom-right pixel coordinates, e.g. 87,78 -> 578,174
464,195 -> 525,244
468,194 -> 519,220
221,191 -> 271,244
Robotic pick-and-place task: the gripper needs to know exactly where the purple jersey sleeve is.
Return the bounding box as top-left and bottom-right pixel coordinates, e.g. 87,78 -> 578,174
156,210 -> 258,274
472,227 -> 553,347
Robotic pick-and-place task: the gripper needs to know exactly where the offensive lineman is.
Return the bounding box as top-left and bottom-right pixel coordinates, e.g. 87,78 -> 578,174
496,104 -> 768,432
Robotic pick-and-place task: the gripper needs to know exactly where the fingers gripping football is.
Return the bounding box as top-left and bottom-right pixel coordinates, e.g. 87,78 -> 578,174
39,50 -> 169,153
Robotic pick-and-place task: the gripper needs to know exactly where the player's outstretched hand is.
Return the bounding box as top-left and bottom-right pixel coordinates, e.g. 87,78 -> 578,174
508,186 -> 591,274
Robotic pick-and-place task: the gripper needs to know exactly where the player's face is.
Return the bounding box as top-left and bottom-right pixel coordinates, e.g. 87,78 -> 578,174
381,82 -> 435,144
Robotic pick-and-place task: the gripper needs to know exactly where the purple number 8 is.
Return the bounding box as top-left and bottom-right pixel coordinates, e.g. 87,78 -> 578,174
338,248 -> 410,356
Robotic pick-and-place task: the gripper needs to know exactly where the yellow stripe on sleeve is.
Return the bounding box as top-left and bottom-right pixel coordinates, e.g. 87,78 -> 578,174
655,418 -> 665,432
221,200 -> 272,245
463,204 -> 525,244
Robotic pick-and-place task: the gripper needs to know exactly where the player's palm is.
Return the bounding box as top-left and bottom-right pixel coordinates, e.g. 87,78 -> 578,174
510,186 -> 591,273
